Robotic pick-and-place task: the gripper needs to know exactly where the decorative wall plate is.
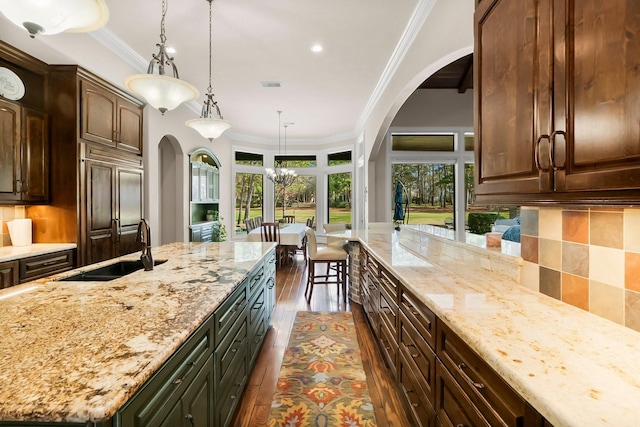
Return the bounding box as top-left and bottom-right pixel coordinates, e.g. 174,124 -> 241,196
0,67 -> 25,101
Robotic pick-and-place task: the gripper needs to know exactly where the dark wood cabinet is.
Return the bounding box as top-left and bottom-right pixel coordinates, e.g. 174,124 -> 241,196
0,41 -> 50,205
475,0 -> 640,204
0,260 -> 19,289
0,100 -> 48,203
358,245 -> 553,427
80,78 -> 143,155
40,66 -> 144,266
18,249 -> 74,283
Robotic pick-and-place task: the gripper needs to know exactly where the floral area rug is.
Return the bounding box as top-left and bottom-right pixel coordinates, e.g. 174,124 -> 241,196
268,311 -> 377,427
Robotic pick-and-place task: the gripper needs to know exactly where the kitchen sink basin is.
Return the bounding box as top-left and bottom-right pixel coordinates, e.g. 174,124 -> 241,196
59,259 -> 167,282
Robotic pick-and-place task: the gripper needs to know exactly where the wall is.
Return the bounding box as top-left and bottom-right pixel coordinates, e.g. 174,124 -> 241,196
520,206 -> 640,332
390,89 -> 474,127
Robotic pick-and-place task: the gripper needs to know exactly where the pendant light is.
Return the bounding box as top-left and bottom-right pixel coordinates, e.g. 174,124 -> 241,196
124,0 -> 198,115
266,111 -> 297,186
0,0 -> 109,38
186,0 -> 232,141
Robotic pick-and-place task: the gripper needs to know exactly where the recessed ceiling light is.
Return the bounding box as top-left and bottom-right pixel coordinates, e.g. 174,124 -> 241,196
311,44 -> 323,53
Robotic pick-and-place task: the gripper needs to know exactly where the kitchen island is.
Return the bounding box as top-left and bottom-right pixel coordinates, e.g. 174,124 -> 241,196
340,226 -> 640,427
0,241 -> 276,426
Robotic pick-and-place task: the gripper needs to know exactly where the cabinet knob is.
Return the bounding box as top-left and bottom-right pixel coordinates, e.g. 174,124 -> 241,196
184,413 -> 195,427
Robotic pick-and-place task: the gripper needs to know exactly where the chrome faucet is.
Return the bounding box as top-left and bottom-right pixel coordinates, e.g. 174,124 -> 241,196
136,219 -> 154,271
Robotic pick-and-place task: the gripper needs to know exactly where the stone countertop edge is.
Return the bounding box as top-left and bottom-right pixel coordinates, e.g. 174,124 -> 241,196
355,228 -> 640,427
0,243 -> 77,262
0,241 -> 276,423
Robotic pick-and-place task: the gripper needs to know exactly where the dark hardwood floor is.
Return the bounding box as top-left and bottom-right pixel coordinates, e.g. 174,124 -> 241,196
231,255 -> 413,426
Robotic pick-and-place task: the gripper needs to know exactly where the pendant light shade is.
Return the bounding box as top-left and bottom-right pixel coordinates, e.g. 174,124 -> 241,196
0,0 -> 109,38
186,0 -> 232,141
124,0 -> 198,115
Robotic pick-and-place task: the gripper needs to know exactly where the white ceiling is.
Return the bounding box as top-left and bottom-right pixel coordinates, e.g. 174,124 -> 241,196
90,0 -> 422,142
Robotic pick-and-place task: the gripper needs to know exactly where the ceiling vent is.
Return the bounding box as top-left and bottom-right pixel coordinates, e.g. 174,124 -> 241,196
261,81 -> 282,88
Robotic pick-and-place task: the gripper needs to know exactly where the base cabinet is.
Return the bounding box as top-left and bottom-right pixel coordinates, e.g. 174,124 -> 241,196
117,249 -> 275,427
0,260 -> 19,289
358,246 -> 552,427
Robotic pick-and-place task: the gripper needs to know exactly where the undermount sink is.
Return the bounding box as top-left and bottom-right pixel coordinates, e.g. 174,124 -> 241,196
59,259 -> 167,282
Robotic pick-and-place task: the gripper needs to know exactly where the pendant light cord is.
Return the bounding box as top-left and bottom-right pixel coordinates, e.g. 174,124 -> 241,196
208,0 -> 213,93
160,0 -> 167,45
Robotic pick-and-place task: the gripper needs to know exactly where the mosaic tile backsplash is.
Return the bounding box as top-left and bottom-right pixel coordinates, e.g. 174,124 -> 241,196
520,206 -> 640,332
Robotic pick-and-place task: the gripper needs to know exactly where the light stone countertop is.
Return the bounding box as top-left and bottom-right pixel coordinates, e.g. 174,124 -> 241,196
0,243 -> 77,262
0,241 -> 275,423
347,227 -> 640,427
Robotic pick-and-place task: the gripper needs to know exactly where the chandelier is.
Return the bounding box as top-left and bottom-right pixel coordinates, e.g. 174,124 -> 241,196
124,0 -> 198,115
0,0 -> 109,38
186,0 -> 232,141
266,111 -> 297,187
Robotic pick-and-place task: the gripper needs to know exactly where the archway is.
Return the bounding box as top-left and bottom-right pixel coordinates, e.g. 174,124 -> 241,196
159,135 -> 185,244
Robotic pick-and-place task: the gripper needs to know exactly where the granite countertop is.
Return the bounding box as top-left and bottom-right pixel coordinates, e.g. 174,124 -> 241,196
351,227 -> 640,427
0,241 -> 275,423
0,243 -> 77,262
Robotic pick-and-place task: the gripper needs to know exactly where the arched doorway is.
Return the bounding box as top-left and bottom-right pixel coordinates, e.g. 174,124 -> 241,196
159,135 -> 185,244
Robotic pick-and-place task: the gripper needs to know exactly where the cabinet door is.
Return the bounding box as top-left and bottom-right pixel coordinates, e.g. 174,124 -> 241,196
116,166 -> 144,257
474,0 -> 554,200
85,159 -> 116,264
116,98 -> 143,155
80,79 -> 117,147
21,108 -> 49,202
553,1 -> 640,193
0,260 -> 19,290
181,356 -> 214,427
0,99 -> 21,201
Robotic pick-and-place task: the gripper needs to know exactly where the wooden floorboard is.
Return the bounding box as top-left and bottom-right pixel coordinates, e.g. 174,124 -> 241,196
231,255 -> 412,426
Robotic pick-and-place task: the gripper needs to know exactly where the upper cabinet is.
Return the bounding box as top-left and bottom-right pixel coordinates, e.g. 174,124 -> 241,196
0,42 -> 49,204
474,0 -> 640,204
80,78 -> 143,155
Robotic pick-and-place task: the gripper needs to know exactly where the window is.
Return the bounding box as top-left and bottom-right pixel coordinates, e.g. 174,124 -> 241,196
328,172 -> 352,226
235,172 -> 263,235
273,175 -> 316,224
391,164 -> 454,226
392,134 -> 455,151
328,151 -> 352,166
235,151 -> 263,166
274,155 -> 316,168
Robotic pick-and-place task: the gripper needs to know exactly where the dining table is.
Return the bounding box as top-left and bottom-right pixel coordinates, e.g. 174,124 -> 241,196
246,222 -> 308,260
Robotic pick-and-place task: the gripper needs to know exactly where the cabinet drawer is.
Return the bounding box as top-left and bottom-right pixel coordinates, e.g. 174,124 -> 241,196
378,283 -> 397,335
378,314 -> 397,377
400,285 -> 436,349
399,310 -> 436,408
216,349 -> 248,427
214,281 -> 248,347
119,316 -> 213,427
19,249 -> 75,283
399,351 -> 436,427
435,360 -> 490,427
248,286 -> 266,334
437,320 -> 527,427
215,314 -> 248,387
249,262 -> 265,295
379,265 -> 398,299
0,260 -> 19,289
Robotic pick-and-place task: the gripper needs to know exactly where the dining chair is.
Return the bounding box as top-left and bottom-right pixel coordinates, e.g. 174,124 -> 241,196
244,218 -> 255,233
304,227 -> 348,304
306,216 -> 315,228
261,222 -> 285,268
283,215 -> 296,223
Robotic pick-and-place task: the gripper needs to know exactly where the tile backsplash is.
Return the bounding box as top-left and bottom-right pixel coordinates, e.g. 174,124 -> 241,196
0,206 -> 26,247
520,206 -> 640,332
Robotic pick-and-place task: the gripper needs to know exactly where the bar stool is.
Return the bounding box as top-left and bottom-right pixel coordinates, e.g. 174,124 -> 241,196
305,227 -> 348,303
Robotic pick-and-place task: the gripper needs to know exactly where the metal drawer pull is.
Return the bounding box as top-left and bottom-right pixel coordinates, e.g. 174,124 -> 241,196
457,362 -> 485,390
185,414 -> 195,427
173,361 -> 195,384
406,344 -> 419,358
405,390 -> 419,407
535,134 -> 551,172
